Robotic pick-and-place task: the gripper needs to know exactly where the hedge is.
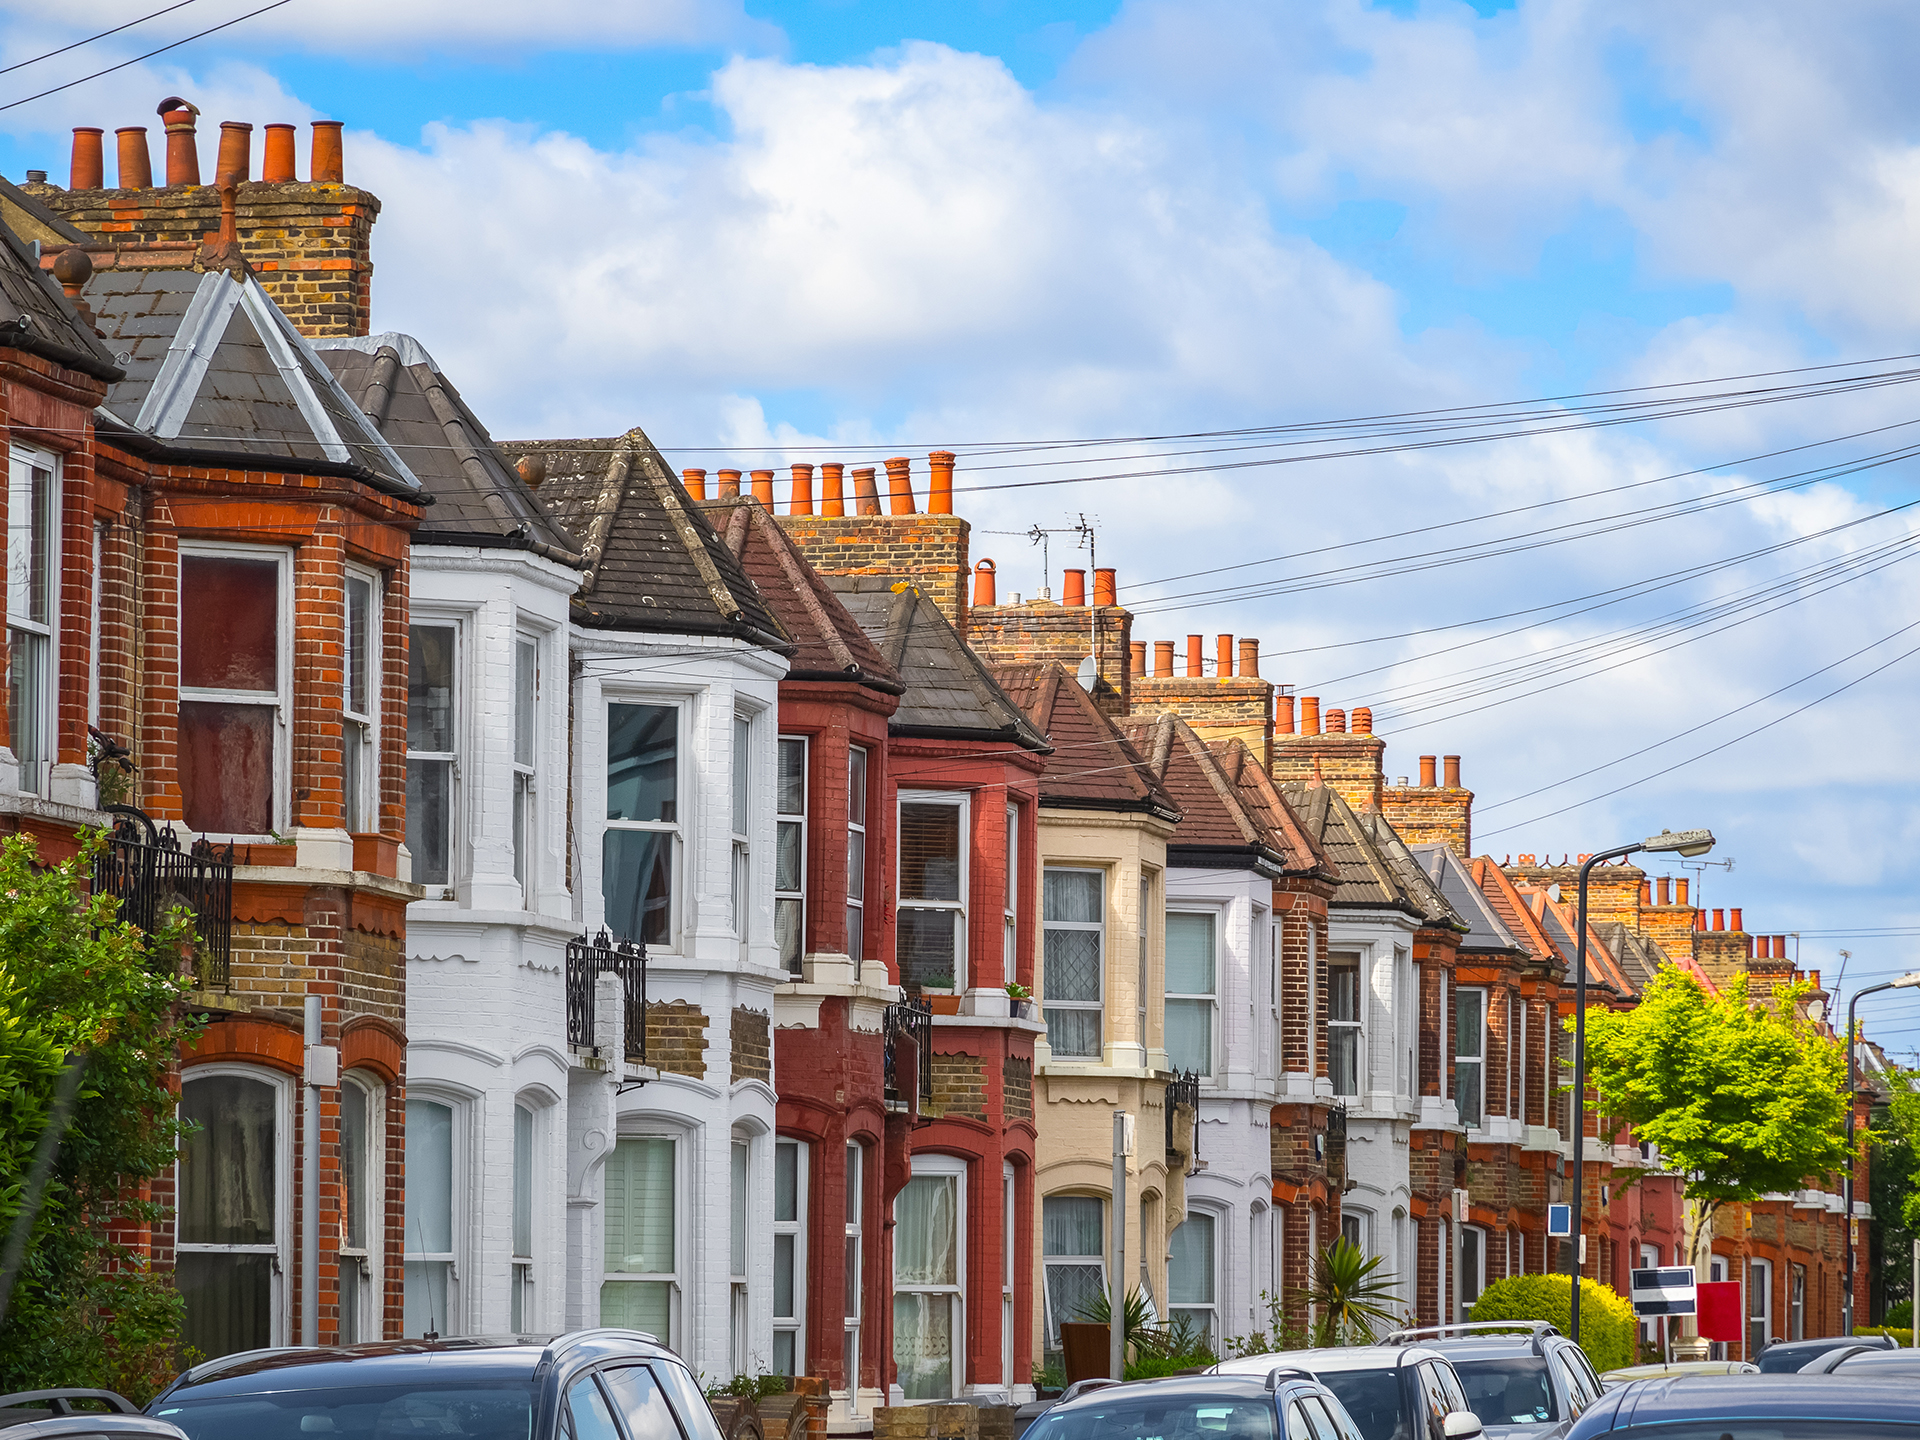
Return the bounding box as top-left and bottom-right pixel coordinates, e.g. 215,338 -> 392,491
1854,1327 -> 1914,1346
1469,1274 -> 1638,1373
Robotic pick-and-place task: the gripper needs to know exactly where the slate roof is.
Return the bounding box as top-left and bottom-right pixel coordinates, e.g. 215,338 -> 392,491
81,265 -> 418,495
832,580 -> 1048,749
511,432 -> 786,648
1596,921 -> 1671,992
0,222 -> 120,382
1412,844 -> 1527,958
315,333 -> 581,560
1280,777 -> 1449,921
1210,738 -> 1340,882
1514,883 -> 1633,997
990,663 -> 1174,815
703,499 -> 903,697
1468,858 -> 1565,974
1358,810 -> 1466,932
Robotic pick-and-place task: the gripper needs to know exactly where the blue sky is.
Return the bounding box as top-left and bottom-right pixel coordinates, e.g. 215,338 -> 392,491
9,0 -> 1920,1043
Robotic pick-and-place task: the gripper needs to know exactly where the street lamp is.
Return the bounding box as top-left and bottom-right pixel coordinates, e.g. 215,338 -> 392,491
1843,970 -> 1920,1332
1569,828 -> 1715,1344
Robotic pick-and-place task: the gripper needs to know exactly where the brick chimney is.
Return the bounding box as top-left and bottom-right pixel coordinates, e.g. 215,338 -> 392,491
1381,751 -> 1474,859
1271,696 -> 1384,812
967,559 -> 1133,716
1501,855 -> 1646,929
1127,632 -> 1275,766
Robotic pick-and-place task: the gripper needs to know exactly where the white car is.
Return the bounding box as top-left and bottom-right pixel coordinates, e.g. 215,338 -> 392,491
1212,1345 -> 1484,1440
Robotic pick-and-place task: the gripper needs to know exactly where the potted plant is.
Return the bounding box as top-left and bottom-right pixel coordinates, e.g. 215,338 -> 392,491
1005,981 -> 1033,1019
921,973 -> 961,1014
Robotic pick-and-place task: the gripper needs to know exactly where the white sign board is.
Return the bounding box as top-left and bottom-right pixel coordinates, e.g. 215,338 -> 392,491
1631,1266 -> 1698,1317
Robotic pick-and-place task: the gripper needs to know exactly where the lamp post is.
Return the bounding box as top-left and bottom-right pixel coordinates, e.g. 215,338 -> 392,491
1842,971 -> 1920,1332
1570,828 -> 1715,1345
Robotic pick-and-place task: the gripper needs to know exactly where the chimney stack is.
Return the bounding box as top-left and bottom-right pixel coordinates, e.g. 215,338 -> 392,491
70,128 -> 104,190
928,450 -> 955,514
1301,696 -> 1321,735
885,456 -> 915,514
973,560 -> 997,607
1729,907 -> 1743,932
1238,638 -> 1259,677
1419,755 -> 1437,788
159,97 -> 201,185
1324,707 -> 1347,733
1062,570 -> 1086,607
751,470 -> 775,506
311,120 -> 344,183
1443,755 -> 1461,788
1276,693 -> 1295,734
820,462 -> 844,516
852,466 -> 880,515
1153,642 -> 1174,678
1352,706 -> 1373,734
1186,634 -> 1203,676
116,127 -> 152,188
682,468 -> 707,501
717,469 -> 742,499
1656,877 -> 1671,905
1216,634 -> 1234,676
1093,568 -> 1116,607
262,122 -> 297,182
1129,642 -> 1146,675
789,463 -> 814,516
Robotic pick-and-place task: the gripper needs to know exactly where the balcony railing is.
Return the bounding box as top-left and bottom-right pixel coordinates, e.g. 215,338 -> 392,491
566,929 -> 648,1063
92,807 -> 234,991
1165,1069 -> 1200,1167
884,996 -> 934,1109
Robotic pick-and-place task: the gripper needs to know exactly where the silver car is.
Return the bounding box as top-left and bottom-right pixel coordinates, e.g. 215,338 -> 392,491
1212,1344 -> 1484,1440
1380,1323 -> 1605,1440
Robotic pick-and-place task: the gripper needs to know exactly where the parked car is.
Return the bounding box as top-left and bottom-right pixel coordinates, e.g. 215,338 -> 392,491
0,1390 -> 189,1439
1018,1369 -> 1410,1440
146,1330 -> 724,1440
1598,1361 -> 1756,1389
1797,1345 -> 1920,1375
1754,1332 -> 1899,1373
1211,1345 -> 1481,1440
1382,1323 -> 1602,1439
1564,1373 -> 1920,1437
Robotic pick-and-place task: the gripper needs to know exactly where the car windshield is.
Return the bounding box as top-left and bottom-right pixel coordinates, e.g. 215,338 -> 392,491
1453,1358 -> 1557,1425
1025,1395 -> 1279,1440
153,1382 -> 536,1440
1317,1371 -> 1406,1440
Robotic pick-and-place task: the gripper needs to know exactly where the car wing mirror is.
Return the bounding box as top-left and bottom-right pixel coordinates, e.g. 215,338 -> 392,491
1441,1414 -> 1484,1440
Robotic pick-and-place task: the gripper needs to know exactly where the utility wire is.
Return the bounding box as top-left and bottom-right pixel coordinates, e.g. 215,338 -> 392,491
0,0 -> 293,114
0,0 -> 200,76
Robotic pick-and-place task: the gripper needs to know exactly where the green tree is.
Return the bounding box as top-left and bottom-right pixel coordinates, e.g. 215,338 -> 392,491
0,832 -> 199,1401
1295,1238 -> 1403,1346
1581,966 -> 1849,1263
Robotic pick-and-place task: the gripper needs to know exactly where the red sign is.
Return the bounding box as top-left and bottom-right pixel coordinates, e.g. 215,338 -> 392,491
1697,1280 -> 1743,1342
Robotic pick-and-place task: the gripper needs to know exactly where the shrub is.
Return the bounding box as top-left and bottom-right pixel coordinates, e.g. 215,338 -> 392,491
1469,1274 -> 1637,1373
1855,1326 -> 1914,1347
1885,1300 -> 1913,1331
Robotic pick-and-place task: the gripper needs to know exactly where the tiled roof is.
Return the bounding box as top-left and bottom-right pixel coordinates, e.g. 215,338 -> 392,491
1357,811 -> 1465,931
512,431 -> 787,647
1413,845 -> 1527,957
1468,857 -> 1564,973
81,265 -> 417,495
1515,884 -> 1633,997
989,662 -> 1173,811
831,580 -> 1049,749
1596,921 -> 1671,992
0,223 -> 119,382
1278,778 -> 1439,918
1210,738 -> 1339,882
705,499 -> 903,697
316,333 -> 581,560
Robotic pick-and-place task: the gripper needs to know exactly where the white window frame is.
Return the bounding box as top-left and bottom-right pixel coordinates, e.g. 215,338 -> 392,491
1455,985 -> 1487,1129
1458,1223 -> 1486,1322
602,699 -> 683,950
1165,909 -> 1219,1080
1252,903 -> 1271,1074
776,735 -> 807,975
733,714 -> 752,952
896,1154 -> 966,1400
844,1140 -> 865,1413
342,563 -> 381,835
177,542 -> 292,837
1004,804 -> 1019,987
897,790 -> 969,994
1748,1257 -> 1772,1360
7,445 -> 58,798
512,632 -> 540,902
87,520 -> 102,732
731,1134 -> 751,1373
600,1130 -> 683,1349
1041,1192 -> 1105,1350
1396,948 -> 1414,1100
847,745 -> 867,978
1269,913 -> 1282,1075
1169,1208 -> 1220,1346
176,1063 -> 292,1348
403,1088 -> 470,1338
1044,867 -> 1106,1061
1001,1162 -> 1016,1387
511,1099 -> 538,1333
338,1069 -> 385,1345
773,1138 -> 809,1377
405,617 -> 461,894
1328,951 -> 1363,1099
1790,1261 -> 1806,1342
1512,992 -> 1526,1122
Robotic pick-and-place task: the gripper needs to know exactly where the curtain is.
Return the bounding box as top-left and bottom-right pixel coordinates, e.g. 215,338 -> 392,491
893,1293 -> 954,1399
1166,999 -> 1212,1075
180,1074 -> 277,1245
895,1176 -> 957,1285
601,1278 -> 672,1338
178,1252 -> 271,1360
1043,1196 -> 1102,1258
1044,869 -> 1100,923
1169,1214 -> 1215,1304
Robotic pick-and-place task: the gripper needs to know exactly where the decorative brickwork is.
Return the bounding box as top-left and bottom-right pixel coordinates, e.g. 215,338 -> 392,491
1502,860 -> 1645,929
775,512 -> 970,632
731,1006 -> 771,1084
647,1000 -> 709,1078
927,1051 -> 987,1119
1002,1054 -> 1033,1120
1128,674 -> 1273,766
968,600 -> 1132,715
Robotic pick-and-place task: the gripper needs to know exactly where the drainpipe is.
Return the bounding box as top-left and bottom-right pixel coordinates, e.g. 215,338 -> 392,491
1110,1112 -> 1133,1381
302,995 -> 338,1345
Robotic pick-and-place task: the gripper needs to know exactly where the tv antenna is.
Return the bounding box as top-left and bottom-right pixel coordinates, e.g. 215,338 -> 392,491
1680,854 -> 1734,908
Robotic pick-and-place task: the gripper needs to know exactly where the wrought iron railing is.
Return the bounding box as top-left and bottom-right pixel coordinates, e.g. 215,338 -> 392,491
92,806 -> 235,991
1165,1068 -> 1200,1166
566,929 -> 648,1063
883,996 -> 934,1108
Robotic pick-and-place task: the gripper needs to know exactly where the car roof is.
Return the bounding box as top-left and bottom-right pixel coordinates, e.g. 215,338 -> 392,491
0,1419 -> 187,1438
1761,1333 -> 1895,1357
1047,1375 -> 1280,1410
1213,1346 -> 1446,1375
1834,1350 -> 1920,1371
1611,1374 -> 1920,1425
1417,1337 -> 1561,1361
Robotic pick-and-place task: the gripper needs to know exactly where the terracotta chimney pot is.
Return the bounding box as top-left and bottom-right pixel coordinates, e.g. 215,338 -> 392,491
928,450 -> 955,515
1730,907 -> 1743,932
1186,634 -> 1203,677
1419,756 -> 1437,788
1694,909 -> 1706,931
973,559 -> 997,608
789,463 -> 814,516
1712,909 -> 1724,931
1063,570 -> 1086,607
682,468 -> 707,501
1325,707 -> 1347,733
311,120 -> 344,183
262,123 -> 296,182
885,456 -> 915,514
1640,880 -> 1653,906
516,455 -> 547,492
853,466 -> 880,515
1129,641 -> 1146,676
1301,696 -> 1321,735
1238,638 -> 1258,677
1216,635 -> 1234,676
1676,878 -> 1690,907
1443,755 -> 1461,788
751,470 -> 775,506
70,128 -> 105,190
717,469 -> 742,499
1656,877 -> 1671,905
1277,693 -> 1296,733
1773,935 -> 1787,959
1153,642 -> 1174,678
115,127 -> 152,188
1093,568 -> 1116,607
215,120 -> 252,187
1352,706 -> 1373,735
820,462 -> 845,516
158,97 -> 201,186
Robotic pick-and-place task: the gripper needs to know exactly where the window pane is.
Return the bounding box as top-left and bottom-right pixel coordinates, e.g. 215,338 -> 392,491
1456,1061 -> 1483,1128
1043,1196 -> 1102,1257
405,1099 -> 453,1254
847,828 -> 865,902
1169,1214 -> 1215,1303
1166,998 -> 1212,1075
7,629 -> 45,775
775,1142 -> 798,1223
600,1280 -> 671,1336
778,738 -> 806,814
893,1293 -> 953,1400
341,1258 -> 363,1345
603,1365 -> 681,1440
607,704 -> 677,822
515,640 -> 536,769
344,720 -> 365,834
1044,1262 -> 1104,1346
775,1233 -> 796,1318
1044,927 -> 1100,1003
404,1260 -> 451,1338
180,1073 -> 277,1245
346,575 -> 371,717
776,820 -> 803,892
776,898 -> 802,974
1330,1027 -> 1359,1097
7,461 -> 50,627
848,746 -> 867,818
1331,964 -> 1360,1024
733,717 -> 751,836
341,1081 -> 367,1251
177,1252 -> 272,1361
567,1377 -> 623,1440
1045,1008 -> 1101,1059
900,804 -> 961,902
1005,806 -> 1017,910
731,1141 -> 749,1277
895,1175 -> 957,1285
407,625 -> 455,752
181,556 -> 278,691
1166,914 -> 1214,994
605,1137 -> 675,1274
1457,991 -> 1484,1059
407,758 -> 452,887
845,1234 -> 861,1319
513,1105 -> 533,1258
846,1144 -> 863,1225
774,1330 -> 795,1376
179,701 -> 274,834
899,909 -> 958,991
603,830 -> 673,945
1044,869 -> 1101,923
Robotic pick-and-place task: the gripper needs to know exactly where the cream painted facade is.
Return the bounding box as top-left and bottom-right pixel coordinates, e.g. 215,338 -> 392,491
1030,805 -> 1188,1363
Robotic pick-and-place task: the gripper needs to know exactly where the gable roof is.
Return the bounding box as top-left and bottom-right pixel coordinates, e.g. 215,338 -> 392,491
1280,776 -> 1443,921
831,579 -> 1048,748
1595,920 -> 1676,993
704,498 -> 903,697
512,431 -> 787,648
315,332 -> 581,561
1468,857 -> 1564,973
1357,809 -> 1466,932
81,265 -> 418,495
1412,844 -> 1527,958
1514,883 -> 1634,998
0,224 -> 120,382
1210,738 -> 1340,882
990,662 -> 1175,816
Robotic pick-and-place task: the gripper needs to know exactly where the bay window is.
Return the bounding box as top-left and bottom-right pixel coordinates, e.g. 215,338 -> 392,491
177,1068 -> 287,1358
847,747 -> 867,974
1455,986 -> 1486,1128
343,567 -> 379,834
776,738 -> 806,973
1166,912 -> 1216,1078
1041,1195 -> 1103,1350
898,793 -> 966,994
604,704 -> 677,946
1043,869 -> 1103,1059
1329,956 -> 1362,1097
894,1161 -> 964,1400
601,1136 -> 677,1343
404,1096 -> 461,1337
773,1139 -> 807,1376
405,624 -> 457,889
178,547 -> 289,836
1168,1211 -> 1217,1346
513,636 -> 537,897
7,447 -> 56,796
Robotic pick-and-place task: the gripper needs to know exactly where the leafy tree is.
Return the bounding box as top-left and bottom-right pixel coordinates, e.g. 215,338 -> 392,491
0,832 -> 198,1401
1581,966 -> 1849,1262
1295,1238 -> 1402,1346
1470,1275 -> 1638,1372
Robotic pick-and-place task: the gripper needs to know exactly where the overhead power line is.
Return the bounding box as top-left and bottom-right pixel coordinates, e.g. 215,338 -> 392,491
0,0 -> 293,114
0,0 -> 200,77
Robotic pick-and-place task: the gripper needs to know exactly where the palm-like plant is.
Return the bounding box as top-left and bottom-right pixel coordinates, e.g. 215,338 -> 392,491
1296,1238 -> 1403,1346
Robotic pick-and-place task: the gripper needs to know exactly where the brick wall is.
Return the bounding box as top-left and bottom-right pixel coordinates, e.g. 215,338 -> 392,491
1127,675 -> 1273,765
1272,732 -> 1385,814
732,1007 -> 771,1083
1379,782 -> 1473,859
1502,860 -> 1645,929
647,1000 -> 709,1078
927,1051 -> 987,1119
1639,904 -> 1699,965
1695,930 -> 1754,989
774,513 -> 970,631
1002,1054 -> 1033,1120
968,600 -> 1131,715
